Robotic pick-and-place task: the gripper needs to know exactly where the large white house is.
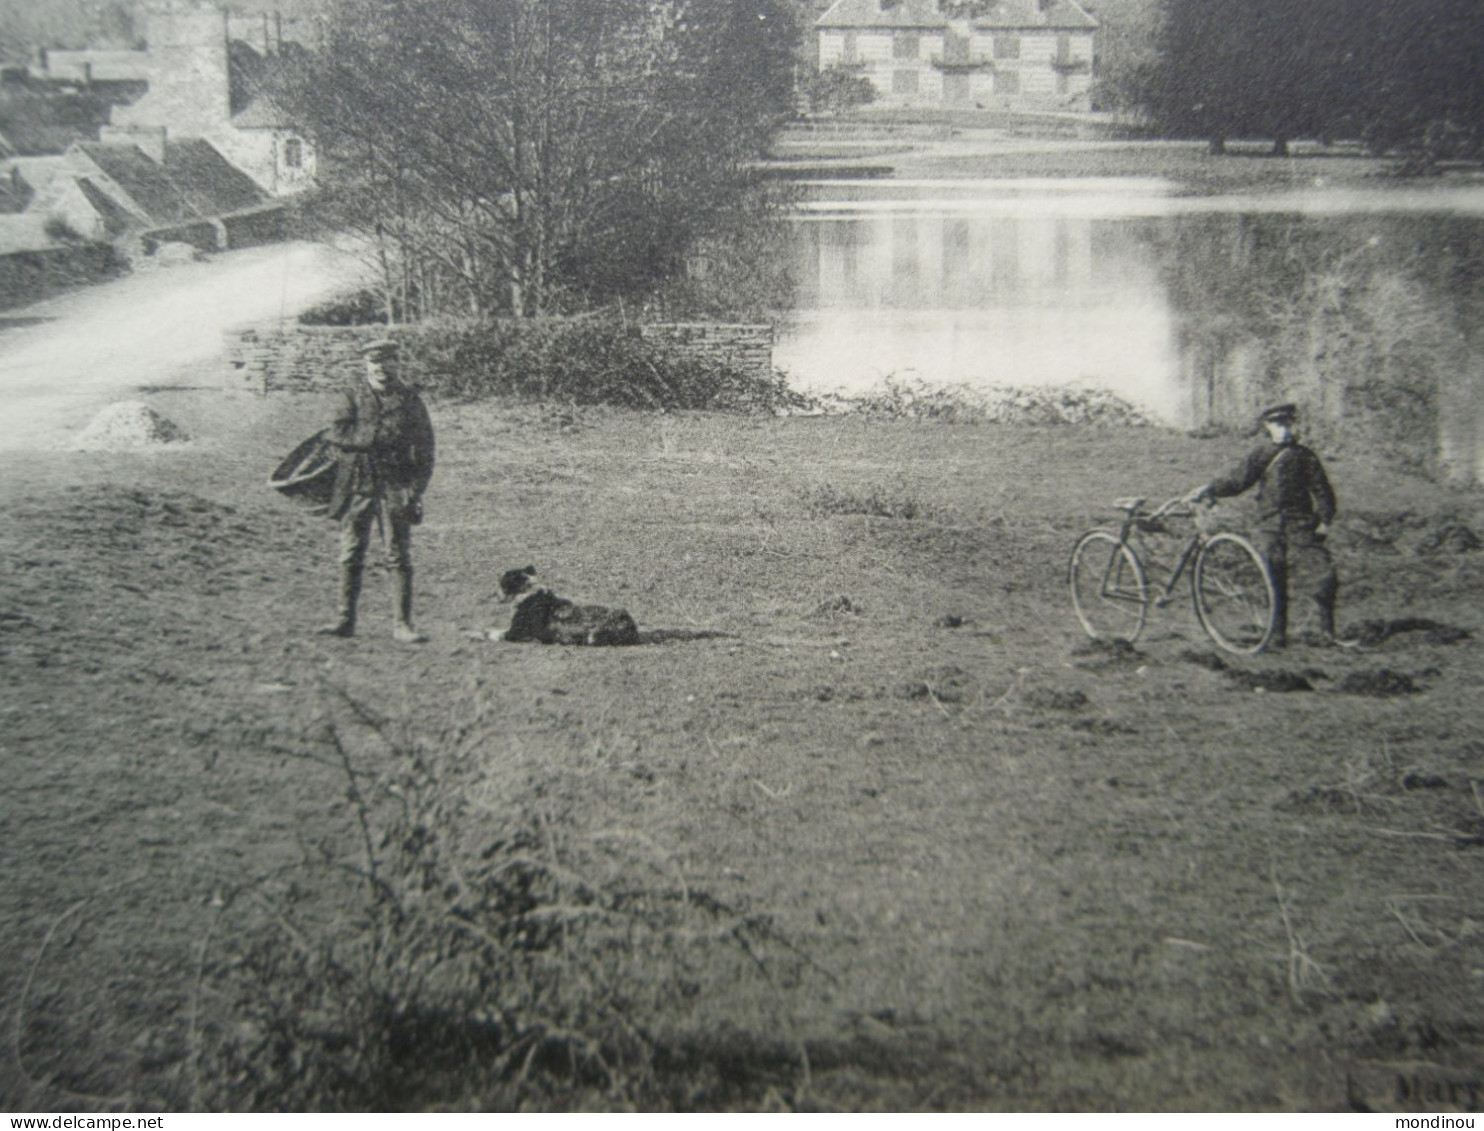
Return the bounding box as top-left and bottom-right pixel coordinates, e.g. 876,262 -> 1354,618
816,0 -> 1097,112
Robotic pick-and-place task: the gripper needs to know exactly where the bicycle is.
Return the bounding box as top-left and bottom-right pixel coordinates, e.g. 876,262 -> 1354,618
1067,495 -> 1279,655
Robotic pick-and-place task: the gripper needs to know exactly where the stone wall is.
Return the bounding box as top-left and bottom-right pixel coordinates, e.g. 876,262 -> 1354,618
140,202 -> 288,255
0,242 -> 123,310
223,320 -> 776,396
224,323 -> 401,395
220,203 -> 289,249
141,217 -> 222,255
639,322 -> 775,380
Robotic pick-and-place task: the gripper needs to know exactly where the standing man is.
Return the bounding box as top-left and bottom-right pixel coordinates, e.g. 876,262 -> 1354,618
317,338 -> 435,643
1188,403 -> 1353,648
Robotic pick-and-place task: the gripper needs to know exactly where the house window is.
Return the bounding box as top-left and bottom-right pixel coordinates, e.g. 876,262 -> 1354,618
892,68 -> 919,96
995,70 -> 1020,94
993,35 -> 1020,60
893,32 -> 919,60
843,30 -> 858,64
283,137 -> 303,169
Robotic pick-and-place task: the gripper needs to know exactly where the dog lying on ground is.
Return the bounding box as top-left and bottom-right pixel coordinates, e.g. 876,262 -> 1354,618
486,566 -> 640,646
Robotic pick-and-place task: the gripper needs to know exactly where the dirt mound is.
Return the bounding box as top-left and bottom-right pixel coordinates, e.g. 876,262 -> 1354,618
1414,521 -> 1482,555
1180,648 -> 1229,672
70,402 -> 190,450
1071,638 -> 1141,670
1025,687 -> 1089,711
1338,669 -> 1423,697
1222,668 -> 1315,693
1181,650 -> 1318,691
1347,618 -> 1471,647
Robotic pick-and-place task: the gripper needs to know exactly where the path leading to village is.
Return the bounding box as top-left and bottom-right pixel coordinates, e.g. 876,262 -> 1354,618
0,240 -> 368,451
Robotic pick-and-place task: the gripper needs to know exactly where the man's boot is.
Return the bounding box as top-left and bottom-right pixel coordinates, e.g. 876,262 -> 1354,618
392,569 -> 427,644
1309,593 -> 1358,648
1267,592 -> 1287,651
316,566 -> 362,637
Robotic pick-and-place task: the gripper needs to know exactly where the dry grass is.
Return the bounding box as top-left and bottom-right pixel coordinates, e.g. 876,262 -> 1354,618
2,392 -> 1483,1110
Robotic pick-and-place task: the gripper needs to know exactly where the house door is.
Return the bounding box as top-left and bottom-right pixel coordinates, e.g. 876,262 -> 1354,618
945,72 -> 970,105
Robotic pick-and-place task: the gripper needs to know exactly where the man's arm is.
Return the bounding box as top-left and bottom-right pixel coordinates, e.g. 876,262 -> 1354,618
1310,452 -> 1337,529
326,390 -> 372,450
1189,445 -> 1270,503
410,395 -> 435,498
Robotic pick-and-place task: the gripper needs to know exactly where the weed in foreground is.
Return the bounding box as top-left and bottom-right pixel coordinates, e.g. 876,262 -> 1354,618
191,685 -> 817,1111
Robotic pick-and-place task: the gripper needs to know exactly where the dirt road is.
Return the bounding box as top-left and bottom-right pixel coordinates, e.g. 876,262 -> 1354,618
0,240 -> 367,450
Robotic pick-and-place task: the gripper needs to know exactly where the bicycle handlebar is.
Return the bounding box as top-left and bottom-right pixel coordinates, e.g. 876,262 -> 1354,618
1112,495 -> 1200,520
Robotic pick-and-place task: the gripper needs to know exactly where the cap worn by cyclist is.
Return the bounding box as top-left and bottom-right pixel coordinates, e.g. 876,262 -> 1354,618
1258,403 -> 1297,425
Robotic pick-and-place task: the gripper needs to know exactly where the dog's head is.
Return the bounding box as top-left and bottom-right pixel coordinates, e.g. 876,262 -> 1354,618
497,565 -> 538,602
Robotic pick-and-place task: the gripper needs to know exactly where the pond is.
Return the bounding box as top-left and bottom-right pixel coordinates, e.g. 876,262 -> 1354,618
776,177 -> 1484,484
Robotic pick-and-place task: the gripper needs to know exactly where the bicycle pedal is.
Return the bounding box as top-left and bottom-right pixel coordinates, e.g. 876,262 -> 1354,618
1153,595 -> 1174,609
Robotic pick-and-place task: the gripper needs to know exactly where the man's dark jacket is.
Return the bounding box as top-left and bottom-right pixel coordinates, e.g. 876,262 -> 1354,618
324,380 -> 435,521
1209,439 -> 1335,527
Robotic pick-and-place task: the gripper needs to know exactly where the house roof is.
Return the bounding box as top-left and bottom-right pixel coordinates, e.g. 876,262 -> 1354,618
74,176 -> 137,231
70,138 -> 265,225
817,0 -> 1097,31
817,0 -> 953,29
231,95 -> 293,129
161,138 -> 266,214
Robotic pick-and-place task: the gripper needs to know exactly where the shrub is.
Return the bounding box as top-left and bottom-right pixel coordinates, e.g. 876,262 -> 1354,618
816,377 -> 1153,427
298,288 -> 405,327
406,316 -> 809,414
43,215 -> 84,243
800,66 -> 877,116
196,687 -> 811,1110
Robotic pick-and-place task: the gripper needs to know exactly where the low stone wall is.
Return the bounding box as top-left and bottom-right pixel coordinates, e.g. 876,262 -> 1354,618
141,204 -> 290,257
223,320 -> 775,396
221,204 -> 290,251
639,322 -> 774,380
0,242 -> 123,311
141,219 -> 223,256
225,324 -> 404,395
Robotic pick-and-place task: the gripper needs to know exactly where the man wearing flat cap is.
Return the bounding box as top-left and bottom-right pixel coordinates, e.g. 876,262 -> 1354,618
1188,403 -> 1352,648
316,338 -> 435,643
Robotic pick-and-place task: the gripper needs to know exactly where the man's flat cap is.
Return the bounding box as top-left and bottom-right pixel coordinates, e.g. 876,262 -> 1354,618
361,338 -> 400,360
1259,403 -> 1298,424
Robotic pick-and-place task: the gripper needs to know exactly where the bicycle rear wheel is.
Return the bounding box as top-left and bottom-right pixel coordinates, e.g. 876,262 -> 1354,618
1068,530 -> 1149,644
1192,533 -> 1278,654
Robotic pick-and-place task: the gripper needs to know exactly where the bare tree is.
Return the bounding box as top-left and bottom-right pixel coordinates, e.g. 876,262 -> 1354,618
277,0 -> 800,319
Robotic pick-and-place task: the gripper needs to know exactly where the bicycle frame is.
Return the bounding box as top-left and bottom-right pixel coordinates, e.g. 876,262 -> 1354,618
1102,498 -> 1200,607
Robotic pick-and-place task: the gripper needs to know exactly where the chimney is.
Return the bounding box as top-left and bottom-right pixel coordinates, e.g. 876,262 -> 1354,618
100,125 -> 168,163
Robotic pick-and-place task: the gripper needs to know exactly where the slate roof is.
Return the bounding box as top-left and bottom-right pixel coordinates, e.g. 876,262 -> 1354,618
231,95 -> 293,129
817,0 -> 953,29
817,0 -> 1097,30
75,176 -> 142,232
72,138 -> 265,225
161,138 -> 265,214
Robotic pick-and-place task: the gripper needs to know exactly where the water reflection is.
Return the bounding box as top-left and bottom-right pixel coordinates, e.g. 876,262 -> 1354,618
778,179 -> 1484,484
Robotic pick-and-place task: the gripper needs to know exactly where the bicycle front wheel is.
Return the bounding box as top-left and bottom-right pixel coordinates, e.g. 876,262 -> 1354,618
1192,532 -> 1278,654
1068,530 -> 1149,644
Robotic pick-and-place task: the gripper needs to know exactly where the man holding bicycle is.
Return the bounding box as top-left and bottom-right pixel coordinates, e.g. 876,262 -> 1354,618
1187,403 -> 1353,649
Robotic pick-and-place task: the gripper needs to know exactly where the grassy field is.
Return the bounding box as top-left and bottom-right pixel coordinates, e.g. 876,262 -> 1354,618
2,384 -> 1482,1111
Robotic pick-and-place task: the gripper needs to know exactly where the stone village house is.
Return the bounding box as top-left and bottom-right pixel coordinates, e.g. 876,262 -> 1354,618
6,0 -> 315,250
0,1 -> 315,305
815,0 -> 1097,112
